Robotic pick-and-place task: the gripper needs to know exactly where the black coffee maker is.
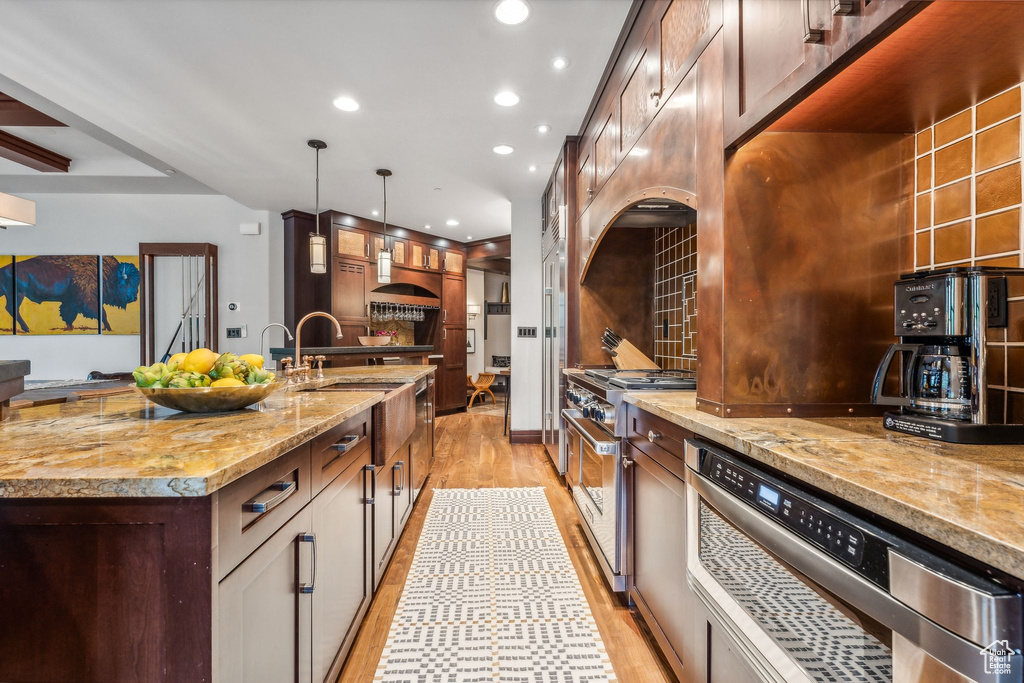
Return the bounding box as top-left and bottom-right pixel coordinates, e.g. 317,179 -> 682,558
872,266 -> 1024,443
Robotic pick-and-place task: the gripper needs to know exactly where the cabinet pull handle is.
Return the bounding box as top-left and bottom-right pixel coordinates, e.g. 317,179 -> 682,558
444,328 -> 447,340
363,464 -> 376,504
365,243 -> 370,257
298,532 -> 317,594
623,457 -> 634,469
832,0 -> 853,15
802,0 -> 824,42
395,461 -> 405,494
425,402 -> 432,423
647,429 -> 661,443
244,480 -> 296,514
443,309 -> 447,323
329,434 -> 359,452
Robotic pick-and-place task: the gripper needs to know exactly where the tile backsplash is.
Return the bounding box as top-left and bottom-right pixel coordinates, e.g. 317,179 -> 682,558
654,224 -> 696,371
914,83 -> 1024,420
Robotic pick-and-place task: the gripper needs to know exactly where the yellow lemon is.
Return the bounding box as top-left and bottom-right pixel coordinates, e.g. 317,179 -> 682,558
167,352 -> 188,369
211,378 -> 245,387
239,353 -> 264,369
182,348 -> 219,375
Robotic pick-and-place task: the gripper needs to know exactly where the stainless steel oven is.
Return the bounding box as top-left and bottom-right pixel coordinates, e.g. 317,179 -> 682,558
563,408 -> 627,592
685,439 -> 1023,683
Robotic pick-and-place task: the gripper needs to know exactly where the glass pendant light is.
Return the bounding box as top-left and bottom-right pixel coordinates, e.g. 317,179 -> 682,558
308,139 -> 328,274
376,169 -> 393,284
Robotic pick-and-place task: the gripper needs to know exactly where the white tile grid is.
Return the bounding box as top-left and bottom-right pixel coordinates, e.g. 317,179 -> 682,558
375,487 -> 616,682
912,83 -> 1024,416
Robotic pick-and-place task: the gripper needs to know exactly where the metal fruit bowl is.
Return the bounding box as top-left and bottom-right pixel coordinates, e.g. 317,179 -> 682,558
135,382 -> 283,413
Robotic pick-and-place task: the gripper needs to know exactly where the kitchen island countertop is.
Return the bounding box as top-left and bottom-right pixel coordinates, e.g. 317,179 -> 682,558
0,366 -> 435,499
624,390 -> 1024,580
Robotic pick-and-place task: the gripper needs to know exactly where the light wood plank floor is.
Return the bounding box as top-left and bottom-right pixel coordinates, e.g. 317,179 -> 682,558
338,409 -> 674,682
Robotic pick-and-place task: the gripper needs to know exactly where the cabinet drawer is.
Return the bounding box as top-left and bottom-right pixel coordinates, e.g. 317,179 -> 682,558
627,407 -> 690,480
311,410 -> 372,492
216,444 -> 312,581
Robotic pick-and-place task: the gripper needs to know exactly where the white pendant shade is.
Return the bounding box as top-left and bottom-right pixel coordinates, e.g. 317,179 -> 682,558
309,233 -> 327,274
0,192 -> 36,227
377,249 -> 392,283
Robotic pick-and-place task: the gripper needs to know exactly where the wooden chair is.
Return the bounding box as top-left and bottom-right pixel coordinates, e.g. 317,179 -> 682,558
468,373 -> 497,408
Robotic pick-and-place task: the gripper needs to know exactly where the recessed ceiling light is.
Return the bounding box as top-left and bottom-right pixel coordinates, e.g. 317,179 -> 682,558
424,224 -> 431,230
371,210 -> 379,216
536,124 -> 551,134
467,235 -> 473,240
493,144 -> 515,155
493,91 -> 520,107
332,96 -> 359,112
552,56 -> 569,70
494,0 -> 530,25
528,165 -> 537,172
446,219 -> 459,226
164,169 -> 176,175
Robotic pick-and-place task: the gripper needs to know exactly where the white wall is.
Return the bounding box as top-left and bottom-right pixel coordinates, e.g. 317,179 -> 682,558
510,197 -> 542,432
1,193 -> 277,380
466,268 -> 485,379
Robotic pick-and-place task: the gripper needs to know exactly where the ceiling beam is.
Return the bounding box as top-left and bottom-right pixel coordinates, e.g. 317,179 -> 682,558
0,129 -> 71,172
466,235 -> 511,260
0,92 -> 66,127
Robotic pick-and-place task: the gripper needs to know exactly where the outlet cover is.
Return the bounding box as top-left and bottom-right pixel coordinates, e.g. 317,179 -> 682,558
226,327 -> 242,339
517,326 -> 538,338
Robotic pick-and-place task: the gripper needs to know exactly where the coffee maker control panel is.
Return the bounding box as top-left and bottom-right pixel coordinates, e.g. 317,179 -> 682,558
894,275 -> 963,337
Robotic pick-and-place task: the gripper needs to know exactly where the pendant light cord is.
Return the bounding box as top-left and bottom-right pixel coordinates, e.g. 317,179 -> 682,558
314,147 -> 320,236
381,174 -> 387,238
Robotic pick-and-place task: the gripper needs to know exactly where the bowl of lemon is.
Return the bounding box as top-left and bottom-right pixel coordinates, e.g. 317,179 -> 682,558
133,349 -> 281,413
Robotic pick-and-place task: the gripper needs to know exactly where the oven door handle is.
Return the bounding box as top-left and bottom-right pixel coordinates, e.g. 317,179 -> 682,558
561,409 -> 618,455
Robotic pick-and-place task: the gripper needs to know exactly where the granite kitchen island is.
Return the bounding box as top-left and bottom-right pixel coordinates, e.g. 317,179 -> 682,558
0,366 -> 434,682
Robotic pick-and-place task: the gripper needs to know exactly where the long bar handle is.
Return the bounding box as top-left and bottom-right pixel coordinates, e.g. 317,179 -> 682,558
244,480 -> 296,514
395,461 -> 405,495
802,0 -> 824,42
298,532 -> 317,594
363,464 -> 376,504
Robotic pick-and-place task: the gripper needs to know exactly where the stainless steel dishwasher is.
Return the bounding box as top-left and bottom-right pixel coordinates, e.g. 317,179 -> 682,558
685,439 -> 1022,683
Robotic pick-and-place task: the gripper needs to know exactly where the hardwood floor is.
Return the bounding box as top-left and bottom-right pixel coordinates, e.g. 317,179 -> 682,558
338,409 -> 675,682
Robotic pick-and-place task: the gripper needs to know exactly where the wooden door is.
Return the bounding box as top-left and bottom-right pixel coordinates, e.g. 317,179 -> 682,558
311,453 -> 373,683
723,0 -> 831,147
440,326 -> 467,411
218,507 -> 313,683
442,247 -> 465,275
410,241 -> 441,271
577,150 -> 594,216
372,462 -> 396,589
628,442 -> 689,681
335,225 -> 371,262
390,236 -> 409,268
332,259 -> 370,321
442,274 -> 466,326
618,24 -> 661,155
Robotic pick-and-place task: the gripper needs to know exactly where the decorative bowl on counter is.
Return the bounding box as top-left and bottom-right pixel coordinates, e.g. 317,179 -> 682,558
357,336 -> 392,346
135,382 -> 283,413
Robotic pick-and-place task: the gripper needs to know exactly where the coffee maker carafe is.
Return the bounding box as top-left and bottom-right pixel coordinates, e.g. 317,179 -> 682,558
872,267 -> 1024,443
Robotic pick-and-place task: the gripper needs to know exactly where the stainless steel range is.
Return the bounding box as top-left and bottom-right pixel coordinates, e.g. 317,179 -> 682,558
562,368 -> 696,592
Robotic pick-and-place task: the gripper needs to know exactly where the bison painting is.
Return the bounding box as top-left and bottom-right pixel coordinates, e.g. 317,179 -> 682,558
0,255 -> 140,334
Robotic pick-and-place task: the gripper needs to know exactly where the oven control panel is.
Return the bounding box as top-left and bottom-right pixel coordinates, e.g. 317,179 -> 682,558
708,455 -> 866,568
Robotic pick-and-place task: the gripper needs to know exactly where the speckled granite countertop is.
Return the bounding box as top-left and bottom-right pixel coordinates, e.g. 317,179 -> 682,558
270,345 -> 432,359
0,366 -> 434,499
624,391 -> 1024,579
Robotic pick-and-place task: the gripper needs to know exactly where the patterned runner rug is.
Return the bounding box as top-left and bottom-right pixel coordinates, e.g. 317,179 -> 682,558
375,487 -> 616,682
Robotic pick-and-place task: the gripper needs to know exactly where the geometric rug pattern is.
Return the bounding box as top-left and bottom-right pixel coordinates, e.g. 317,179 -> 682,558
375,487 -> 616,682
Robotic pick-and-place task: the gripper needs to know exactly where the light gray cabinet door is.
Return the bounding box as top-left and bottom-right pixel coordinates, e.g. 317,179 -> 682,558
691,598 -> 765,683
312,452 -> 374,683
629,443 -> 690,680
218,507 -> 313,683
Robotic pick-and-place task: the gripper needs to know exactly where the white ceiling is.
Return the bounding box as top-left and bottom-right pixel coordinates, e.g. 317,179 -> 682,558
0,0 -> 630,240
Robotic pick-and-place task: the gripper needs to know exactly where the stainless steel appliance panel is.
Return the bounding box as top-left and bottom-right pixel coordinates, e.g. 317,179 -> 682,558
542,218 -> 567,473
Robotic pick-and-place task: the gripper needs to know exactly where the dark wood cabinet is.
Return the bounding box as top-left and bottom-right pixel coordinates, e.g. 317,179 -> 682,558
439,326 -> 467,412
724,0 -> 918,147
619,24 -> 661,155
335,224 -> 371,262
218,507 -> 314,683
332,258 -> 370,321
409,240 -> 441,271
442,274 -> 466,326
311,453 -> 373,683
627,439 -> 690,682
723,0 -> 832,147
442,246 -> 465,275
577,150 -> 594,216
